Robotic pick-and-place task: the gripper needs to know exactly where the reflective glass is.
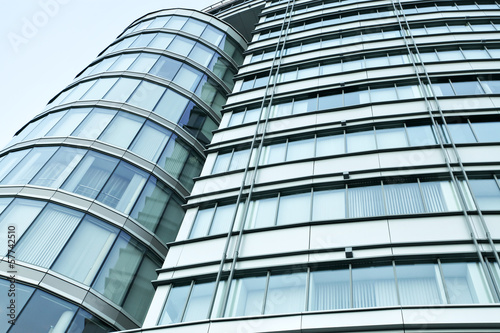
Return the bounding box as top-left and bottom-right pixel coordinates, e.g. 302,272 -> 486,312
154,89 -> 189,122
156,196 -> 184,243
183,281 -> 215,322
167,36 -> 196,56
316,134 -> 345,156
97,162 -> 148,213
189,44 -> 215,67
370,86 -> 397,102
81,78 -> 117,100
277,192 -> 311,225
309,269 -> 350,310
212,152 -> 231,174
175,65 -> 203,91
149,16 -> 170,29
159,284 -> 191,324
0,150 -> 30,182
384,183 -> 425,215
128,53 -> 159,73
441,262 -> 493,304
15,203 -> 83,268
468,179 -> 500,210
1,147 -> 57,185
286,138 -> 314,161
10,290 -> 78,333
47,108 -> 91,137
471,122 -> 500,142
245,197 -> 278,228
158,135 -> 189,178
149,56 -> 182,80
183,18 -> 206,36
225,276 -> 267,317
420,181 -> 461,212
190,207 -> 214,238
446,123 -> 476,143
30,147 -> 85,188
396,264 -> 444,305
99,112 -> 144,148
346,130 -> 376,153
264,272 -> 306,314
312,189 -> 346,220
130,33 -> 155,47
130,121 -> 171,161
229,149 -> 251,170
407,125 -> 437,146
72,108 -> 116,140
149,33 -> 174,49
260,142 -> 286,164
93,233 -> 143,305
67,308 -> 111,333
88,56 -> 116,75
452,80 -> 484,95
201,25 -> 224,46
104,77 -> 142,104
52,215 -> 118,284
23,112 -> 65,141
130,177 -> 171,231
60,80 -> 96,104
62,151 -> 119,199
180,153 -> 203,190
0,280 -> 34,333
165,16 -> 188,30
376,127 -> 408,149
127,81 -> 165,110
209,204 -> 236,235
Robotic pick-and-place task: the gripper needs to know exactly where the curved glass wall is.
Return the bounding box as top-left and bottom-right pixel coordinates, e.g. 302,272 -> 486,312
0,146 -> 184,242
0,279 -> 112,333
9,107 -> 204,191
0,198 -> 162,323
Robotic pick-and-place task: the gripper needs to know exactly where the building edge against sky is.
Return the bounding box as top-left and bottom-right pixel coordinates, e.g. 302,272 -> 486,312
1,0 -> 500,332
0,6 -> 246,332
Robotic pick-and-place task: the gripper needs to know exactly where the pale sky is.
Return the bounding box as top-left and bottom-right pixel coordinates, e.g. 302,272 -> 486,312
0,0 -> 218,149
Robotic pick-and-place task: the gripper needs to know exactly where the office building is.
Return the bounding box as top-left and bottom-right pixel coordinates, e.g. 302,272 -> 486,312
2,0 -> 500,332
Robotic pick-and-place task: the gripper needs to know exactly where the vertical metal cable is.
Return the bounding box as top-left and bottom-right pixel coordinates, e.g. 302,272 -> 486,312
391,0 -> 500,299
207,0 -> 297,318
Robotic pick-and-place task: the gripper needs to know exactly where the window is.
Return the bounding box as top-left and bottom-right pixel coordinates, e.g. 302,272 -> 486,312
309,268 -> 350,310
30,147 -> 85,188
352,266 -> 398,308
395,263 -> 444,305
1,147 -> 57,185
129,121 -> 171,161
225,276 -> 267,317
264,272 -> 306,314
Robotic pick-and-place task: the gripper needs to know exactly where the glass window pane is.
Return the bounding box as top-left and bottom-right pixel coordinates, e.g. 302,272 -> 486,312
107,53 -> 138,71
165,16 -> 188,30
229,149 -> 250,171
208,204 -> 236,235
122,255 -> 160,322
462,49 -> 490,59
183,18 -> 207,36
189,44 -> 215,67
348,184 -> 384,218
167,35 -> 196,57
15,204 -> 83,268
202,25 -> 224,46
441,262 -> 493,304
30,147 -> 85,188
9,290 -> 78,333
312,189 -> 346,220
149,56 -> 182,81
376,127 -> 408,149
309,269 -> 350,310
431,82 -> 454,96
286,138 -> 315,161
183,281 -> 215,322
23,112 -> 65,141
89,56 -> 117,75
130,121 -> 171,161
130,33 -> 155,47
1,147 -> 57,185
72,108 -> 116,140
130,177 -> 171,232
468,179 -> 500,210
104,77 -> 141,103
407,125 -> 437,146
0,280 -> 34,333
271,101 -> 293,117
245,197 -> 278,229
99,112 -> 144,148
92,233 -> 143,305
62,151 -> 119,199
127,81 -> 165,110
128,53 -> 159,73
259,143 -> 286,164
447,123 -> 476,143
67,308 -> 111,333
276,192 -> 311,225
156,196 -> 184,243
437,50 -> 464,61
61,80 -> 96,104
47,108 -> 92,137
316,134 -> 345,156
396,85 -> 422,99
225,276 -> 267,317
97,162 -> 148,213
0,150 -> 30,182
189,207 -> 214,238
452,80 -> 484,95
148,33 -> 174,49
396,263 -> 444,305
0,199 -> 46,254
81,78 -> 117,100
293,97 -> 316,114
159,284 -> 191,324
158,135 -> 189,178
352,266 -> 398,308
420,181 -> 461,212
174,65 -> 203,91
384,183 -> 425,215
471,122 -> 500,142
346,130 -> 376,153
154,89 -> 189,122
212,152 -> 231,174
52,215 -> 118,284
264,272 -> 306,315
370,86 -> 397,102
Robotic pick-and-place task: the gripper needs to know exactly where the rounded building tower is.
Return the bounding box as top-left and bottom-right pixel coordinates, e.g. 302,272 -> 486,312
0,9 -> 245,332
139,0 -> 500,333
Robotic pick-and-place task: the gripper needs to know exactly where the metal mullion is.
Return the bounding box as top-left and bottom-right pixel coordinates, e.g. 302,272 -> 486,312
466,119 -> 479,143
207,203 -> 219,237
380,180 -> 388,216
392,261 -> 401,306
304,267 -> 311,311
180,281 -> 195,322
309,188 -> 314,222
403,123 -> 411,147
349,264 -> 353,308
345,184 -> 349,219
274,193 -> 281,226
261,272 -> 271,315
416,178 -> 429,213
436,259 -> 451,304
